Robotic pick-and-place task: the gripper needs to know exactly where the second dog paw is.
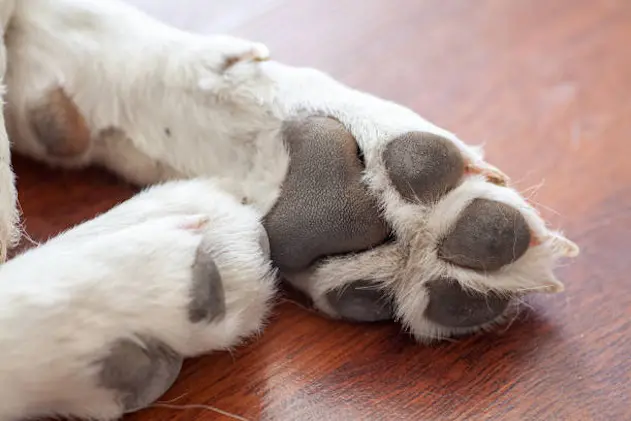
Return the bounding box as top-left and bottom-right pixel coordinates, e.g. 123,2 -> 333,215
0,179 -> 276,420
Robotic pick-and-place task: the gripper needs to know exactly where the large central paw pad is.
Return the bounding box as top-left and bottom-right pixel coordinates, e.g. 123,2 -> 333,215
266,116 -> 578,342
264,117 -> 389,272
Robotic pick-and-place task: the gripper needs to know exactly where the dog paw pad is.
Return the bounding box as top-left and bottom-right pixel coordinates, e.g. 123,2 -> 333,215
98,337 -> 183,413
326,280 -> 394,322
383,132 -> 465,203
28,87 -> 91,159
264,116 -> 389,272
438,198 -> 531,271
188,243 -> 226,323
424,279 -> 510,328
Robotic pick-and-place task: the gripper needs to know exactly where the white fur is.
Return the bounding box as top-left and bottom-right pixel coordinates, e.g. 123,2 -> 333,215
0,0 -> 19,263
0,178 -> 276,421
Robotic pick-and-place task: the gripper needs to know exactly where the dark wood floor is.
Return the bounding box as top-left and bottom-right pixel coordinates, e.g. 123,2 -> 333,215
16,0 -> 630,420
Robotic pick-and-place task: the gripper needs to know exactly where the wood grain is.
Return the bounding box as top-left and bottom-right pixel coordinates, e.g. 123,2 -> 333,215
15,0 -> 630,419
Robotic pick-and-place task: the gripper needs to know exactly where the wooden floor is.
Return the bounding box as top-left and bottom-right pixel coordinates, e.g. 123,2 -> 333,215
16,0 -> 630,420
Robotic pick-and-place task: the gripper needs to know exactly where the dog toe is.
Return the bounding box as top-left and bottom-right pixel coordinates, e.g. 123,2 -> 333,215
383,131 -> 465,203
438,198 -> 531,271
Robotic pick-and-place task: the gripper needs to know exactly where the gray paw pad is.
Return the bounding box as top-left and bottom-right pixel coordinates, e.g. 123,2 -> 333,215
438,198 -> 531,271
383,132 -> 465,203
326,280 -> 394,322
264,116 -> 389,272
424,279 -> 510,328
28,87 -> 91,158
98,337 -> 183,413
188,243 -> 225,323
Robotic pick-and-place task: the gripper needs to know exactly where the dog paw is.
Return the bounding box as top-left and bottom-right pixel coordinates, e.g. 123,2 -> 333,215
264,116 -> 579,342
0,180 -> 275,419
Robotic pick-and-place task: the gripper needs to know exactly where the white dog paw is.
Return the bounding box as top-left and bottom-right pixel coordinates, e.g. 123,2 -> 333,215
262,116 -> 579,342
0,180 -> 275,419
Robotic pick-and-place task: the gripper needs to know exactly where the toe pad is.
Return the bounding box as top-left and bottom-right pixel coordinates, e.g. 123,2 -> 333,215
439,199 -> 531,271
98,337 -> 183,413
188,244 -> 225,323
326,280 -> 394,322
424,279 -> 510,328
383,132 -> 465,203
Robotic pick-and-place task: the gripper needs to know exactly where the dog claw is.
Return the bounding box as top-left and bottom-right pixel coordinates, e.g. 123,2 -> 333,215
465,162 -> 510,186
550,233 -> 580,257
223,43 -> 270,70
